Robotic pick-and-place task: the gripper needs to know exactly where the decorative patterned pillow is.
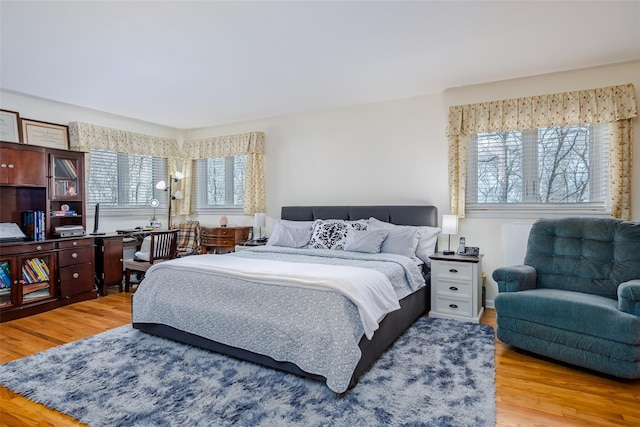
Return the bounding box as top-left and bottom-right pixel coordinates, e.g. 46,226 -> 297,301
308,219 -> 368,250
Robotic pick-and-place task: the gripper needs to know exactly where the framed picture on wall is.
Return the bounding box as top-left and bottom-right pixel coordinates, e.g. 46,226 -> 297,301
21,118 -> 70,149
0,109 -> 22,143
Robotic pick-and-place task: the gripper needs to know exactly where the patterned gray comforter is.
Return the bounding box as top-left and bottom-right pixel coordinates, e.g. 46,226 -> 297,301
131,246 -> 425,392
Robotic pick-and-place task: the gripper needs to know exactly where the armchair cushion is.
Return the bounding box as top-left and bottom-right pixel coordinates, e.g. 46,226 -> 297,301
619,280 -> 640,316
496,289 -> 640,346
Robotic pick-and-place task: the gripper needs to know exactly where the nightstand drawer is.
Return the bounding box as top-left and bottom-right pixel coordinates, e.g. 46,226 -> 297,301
436,261 -> 473,281
202,227 -> 235,238
434,278 -> 473,298
434,295 -> 473,318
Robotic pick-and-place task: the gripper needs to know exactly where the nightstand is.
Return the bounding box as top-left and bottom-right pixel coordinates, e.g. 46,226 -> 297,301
201,226 -> 252,254
428,252 -> 484,323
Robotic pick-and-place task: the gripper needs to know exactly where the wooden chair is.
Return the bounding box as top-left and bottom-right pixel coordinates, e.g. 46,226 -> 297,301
123,229 -> 179,292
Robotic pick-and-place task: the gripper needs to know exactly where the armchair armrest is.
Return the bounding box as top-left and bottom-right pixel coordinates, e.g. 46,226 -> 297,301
618,280 -> 640,316
492,265 -> 537,293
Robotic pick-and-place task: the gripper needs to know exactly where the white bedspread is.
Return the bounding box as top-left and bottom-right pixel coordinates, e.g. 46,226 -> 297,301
147,254 -> 400,339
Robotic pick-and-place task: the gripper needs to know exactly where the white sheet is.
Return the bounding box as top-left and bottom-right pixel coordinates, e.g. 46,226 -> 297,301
146,254 -> 401,339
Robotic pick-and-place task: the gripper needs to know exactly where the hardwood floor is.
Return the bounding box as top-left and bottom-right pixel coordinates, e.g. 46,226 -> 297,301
1,292 -> 639,426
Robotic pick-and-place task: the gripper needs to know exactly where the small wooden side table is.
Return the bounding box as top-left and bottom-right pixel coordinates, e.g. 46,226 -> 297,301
201,226 -> 252,254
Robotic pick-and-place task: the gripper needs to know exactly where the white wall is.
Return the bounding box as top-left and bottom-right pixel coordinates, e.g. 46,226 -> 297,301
2,61 -> 639,307
186,94 -> 450,229
187,61 -> 640,306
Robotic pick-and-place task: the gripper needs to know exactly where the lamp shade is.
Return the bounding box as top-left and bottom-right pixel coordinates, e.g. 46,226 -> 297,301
254,212 -> 266,228
174,171 -> 184,180
155,180 -> 167,190
442,215 -> 458,235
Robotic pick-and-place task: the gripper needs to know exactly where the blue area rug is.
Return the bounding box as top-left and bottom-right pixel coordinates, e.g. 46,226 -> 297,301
0,317 -> 495,426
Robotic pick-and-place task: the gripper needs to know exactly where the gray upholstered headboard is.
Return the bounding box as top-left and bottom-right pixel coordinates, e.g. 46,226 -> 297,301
280,205 -> 438,228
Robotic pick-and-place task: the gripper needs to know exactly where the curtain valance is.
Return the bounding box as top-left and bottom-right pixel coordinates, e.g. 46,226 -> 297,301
68,122 -> 180,158
446,83 -> 637,220
447,83 -> 637,136
183,132 -> 265,159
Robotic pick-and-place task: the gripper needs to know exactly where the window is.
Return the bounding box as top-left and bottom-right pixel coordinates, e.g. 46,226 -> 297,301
194,155 -> 246,211
466,123 -> 609,214
88,149 -> 167,209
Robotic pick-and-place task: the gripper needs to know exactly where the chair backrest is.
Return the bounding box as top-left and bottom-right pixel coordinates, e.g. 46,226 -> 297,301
149,229 -> 179,264
175,221 -> 201,257
524,217 -> 640,299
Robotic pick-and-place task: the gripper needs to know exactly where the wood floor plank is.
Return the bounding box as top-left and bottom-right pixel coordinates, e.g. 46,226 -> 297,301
1,292 -> 639,427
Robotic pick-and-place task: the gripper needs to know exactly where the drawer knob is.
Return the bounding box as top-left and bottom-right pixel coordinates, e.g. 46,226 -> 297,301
72,252 -> 78,258
449,286 -> 458,291
36,245 -> 42,251
73,241 -> 78,246
73,272 -> 79,279
449,304 -> 458,309
449,268 -> 458,273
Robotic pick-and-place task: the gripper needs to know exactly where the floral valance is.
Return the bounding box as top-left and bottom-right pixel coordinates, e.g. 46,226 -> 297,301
68,122 -> 180,158
184,132 -> 265,159
447,83 -> 637,136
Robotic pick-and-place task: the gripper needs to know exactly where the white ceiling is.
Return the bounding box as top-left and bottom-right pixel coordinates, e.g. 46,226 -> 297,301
1,1 -> 639,129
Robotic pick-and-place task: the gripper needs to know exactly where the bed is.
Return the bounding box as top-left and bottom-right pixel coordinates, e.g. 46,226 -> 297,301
132,205 -> 439,393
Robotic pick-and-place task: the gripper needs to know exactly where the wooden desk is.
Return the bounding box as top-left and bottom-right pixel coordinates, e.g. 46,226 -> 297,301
201,226 -> 252,254
94,231 -> 152,295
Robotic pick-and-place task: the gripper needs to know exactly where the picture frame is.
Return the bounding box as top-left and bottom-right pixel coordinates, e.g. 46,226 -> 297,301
21,118 -> 69,150
0,109 -> 22,143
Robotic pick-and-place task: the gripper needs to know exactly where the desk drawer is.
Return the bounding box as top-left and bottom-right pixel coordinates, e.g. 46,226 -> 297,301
58,238 -> 93,249
59,263 -> 94,297
58,247 -> 93,267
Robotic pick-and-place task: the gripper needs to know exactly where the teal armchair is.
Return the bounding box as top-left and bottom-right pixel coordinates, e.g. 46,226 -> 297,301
493,217 -> 640,379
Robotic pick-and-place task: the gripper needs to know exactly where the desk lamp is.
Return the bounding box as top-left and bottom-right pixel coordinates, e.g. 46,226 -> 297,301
441,214 -> 458,255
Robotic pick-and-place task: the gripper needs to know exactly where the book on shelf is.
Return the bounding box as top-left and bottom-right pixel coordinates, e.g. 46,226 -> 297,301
56,158 -> 77,179
27,258 -> 49,282
21,265 -> 37,284
22,211 -> 45,241
0,262 -> 11,289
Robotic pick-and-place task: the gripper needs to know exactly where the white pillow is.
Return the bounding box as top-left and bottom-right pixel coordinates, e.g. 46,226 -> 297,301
267,220 -> 314,247
368,217 -> 441,263
134,236 -> 152,261
344,229 -> 389,253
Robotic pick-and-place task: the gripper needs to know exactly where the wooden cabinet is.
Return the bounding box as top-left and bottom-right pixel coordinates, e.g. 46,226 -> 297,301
201,226 -> 252,254
0,142 -> 87,239
0,143 -> 47,186
48,150 -> 86,238
94,235 -> 124,296
428,252 -> 484,323
0,242 -> 57,317
0,141 -> 96,322
57,238 -> 95,299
